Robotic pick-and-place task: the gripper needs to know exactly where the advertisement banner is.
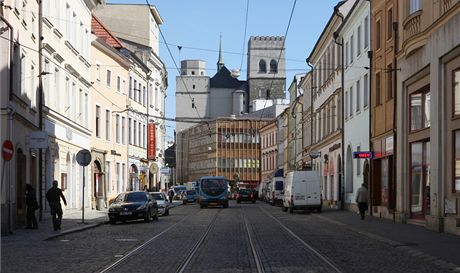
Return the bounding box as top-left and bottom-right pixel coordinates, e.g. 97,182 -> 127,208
147,123 -> 156,160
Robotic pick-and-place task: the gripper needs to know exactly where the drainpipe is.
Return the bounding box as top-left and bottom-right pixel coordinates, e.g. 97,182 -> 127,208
333,4 -> 345,210
392,20 -> 398,222
38,0 -> 44,221
306,59 -> 314,168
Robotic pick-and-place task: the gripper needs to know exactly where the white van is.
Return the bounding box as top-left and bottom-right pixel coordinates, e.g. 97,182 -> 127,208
268,177 -> 284,206
282,170 -> 322,213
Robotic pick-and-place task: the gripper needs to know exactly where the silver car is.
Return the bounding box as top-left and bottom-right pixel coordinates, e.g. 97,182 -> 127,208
149,192 -> 170,216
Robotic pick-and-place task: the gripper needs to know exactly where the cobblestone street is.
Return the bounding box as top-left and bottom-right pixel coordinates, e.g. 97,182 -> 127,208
2,202 -> 460,273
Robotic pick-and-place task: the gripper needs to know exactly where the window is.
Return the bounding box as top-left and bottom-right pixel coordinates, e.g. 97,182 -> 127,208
106,161 -> 111,194
65,77 -> 70,117
410,0 -> 421,14
364,16 -> 369,48
350,34 -> 354,64
96,105 -> 101,138
115,114 -> 120,143
345,41 -> 349,67
345,90 -> 348,118
117,76 -> 121,92
129,76 -> 133,98
387,63 -> 393,100
259,60 -> 267,73
376,20 -> 381,49
20,53 -> 26,96
84,93 -> 88,126
134,120 -> 137,145
128,118 -> 132,144
143,86 -> 146,106
410,88 -> 431,131
71,82 -> 76,119
79,89 -> 83,122
121,116 -> 126,144
364,74 -> 369,107
376,72 -> 381,105
410,141 -> 431,216
356,80 -> 361,112
106,70 -> 111,87
387,8 -> 393,40
66,4 -> 71,38
349,86 -> 353,116
454,69 -> 460,115
105,110 -> 110,140
270,60 -> 278,73
30,65 -> 35,107
54,68 -> 60,111
455,131 -> 460,192
357,25 -> 362,56
138,122 -> 142,147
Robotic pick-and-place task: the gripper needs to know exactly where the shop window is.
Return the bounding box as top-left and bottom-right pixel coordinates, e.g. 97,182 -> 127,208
454,69 -> 460,115
454,131 -> 460,192
410,87 -> 430,131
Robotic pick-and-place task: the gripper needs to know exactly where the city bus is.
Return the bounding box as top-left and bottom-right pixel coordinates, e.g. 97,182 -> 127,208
197,176 -> 229,208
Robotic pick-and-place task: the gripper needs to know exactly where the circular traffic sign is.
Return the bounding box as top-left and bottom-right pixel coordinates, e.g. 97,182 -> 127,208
76,149 -> 92,166
2,140 -> 14,161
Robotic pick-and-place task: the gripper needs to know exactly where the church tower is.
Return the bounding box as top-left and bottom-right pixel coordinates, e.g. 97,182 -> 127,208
247,36 -> 286,112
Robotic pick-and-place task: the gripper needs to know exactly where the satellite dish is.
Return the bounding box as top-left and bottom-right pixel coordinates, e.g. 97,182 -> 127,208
230,69 -> 240,78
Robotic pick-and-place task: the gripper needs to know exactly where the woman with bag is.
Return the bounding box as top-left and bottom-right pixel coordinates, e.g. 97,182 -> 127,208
25,184 -> 38,229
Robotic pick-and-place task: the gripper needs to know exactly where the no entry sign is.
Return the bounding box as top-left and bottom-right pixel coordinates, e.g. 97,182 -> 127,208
2,140 -> 14,161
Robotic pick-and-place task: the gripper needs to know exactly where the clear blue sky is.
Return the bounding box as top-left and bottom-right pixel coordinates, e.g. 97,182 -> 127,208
107,0 -> 341,142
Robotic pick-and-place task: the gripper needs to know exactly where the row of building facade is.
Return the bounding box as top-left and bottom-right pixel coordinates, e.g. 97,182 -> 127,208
287,0 -> 460,235
0,1 -> 168,234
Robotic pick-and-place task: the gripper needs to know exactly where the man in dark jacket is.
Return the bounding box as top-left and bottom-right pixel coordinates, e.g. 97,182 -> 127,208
46,180 -> 67,231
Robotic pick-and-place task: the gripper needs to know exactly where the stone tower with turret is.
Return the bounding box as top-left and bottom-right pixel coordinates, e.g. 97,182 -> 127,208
247,36 -> 286,112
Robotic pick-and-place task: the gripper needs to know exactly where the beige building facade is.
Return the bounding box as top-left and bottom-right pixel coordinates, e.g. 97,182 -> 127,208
396,0 -> 460,235
90,16 -> 130,207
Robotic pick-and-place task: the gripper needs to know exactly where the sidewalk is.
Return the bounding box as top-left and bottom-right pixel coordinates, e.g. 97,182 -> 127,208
1,201 -> 184,242
1,208 -> 108,242
314,208 -> 460,271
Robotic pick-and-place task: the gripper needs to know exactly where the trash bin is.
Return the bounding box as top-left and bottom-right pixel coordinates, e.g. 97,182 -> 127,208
96,196 -> 105,211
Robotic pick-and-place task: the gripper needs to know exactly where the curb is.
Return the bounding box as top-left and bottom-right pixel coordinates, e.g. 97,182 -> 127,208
44,221 -> 107,241
312,214 -> 460,272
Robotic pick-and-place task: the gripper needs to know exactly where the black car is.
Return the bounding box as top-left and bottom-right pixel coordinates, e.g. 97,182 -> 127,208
108,191 -> 158,225
236,188 -> 256,203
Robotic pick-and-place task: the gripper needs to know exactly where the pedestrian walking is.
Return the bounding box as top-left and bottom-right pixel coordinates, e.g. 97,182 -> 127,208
25,184 -> 38,229
46,180 -> 67,231
355,183 -> 369,220
168,188 -> 174,203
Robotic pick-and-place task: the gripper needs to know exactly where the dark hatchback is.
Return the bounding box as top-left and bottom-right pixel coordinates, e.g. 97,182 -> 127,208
236,188 -> 256,203
108,191 -> 158,225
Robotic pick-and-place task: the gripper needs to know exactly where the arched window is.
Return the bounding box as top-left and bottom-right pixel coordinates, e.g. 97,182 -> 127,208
270,60 -> 278,73
259,60 -> 267,73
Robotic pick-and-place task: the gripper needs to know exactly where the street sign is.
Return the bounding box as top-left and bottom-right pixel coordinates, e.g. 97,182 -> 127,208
160,167 -> 170,175
2,140 -> 14,161
76,149 -> 92,166
28,131 -> 49,149
353,151 -> 373,159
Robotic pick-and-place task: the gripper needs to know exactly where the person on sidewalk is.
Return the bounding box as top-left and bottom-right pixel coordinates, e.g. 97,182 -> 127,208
355,183 -> 369,220
46,180 -> 67,231
25,184 -> 38,229
168,188 -> 174,203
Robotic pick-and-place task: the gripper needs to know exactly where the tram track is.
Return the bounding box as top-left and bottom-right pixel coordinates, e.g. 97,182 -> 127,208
257,205 -> 344,273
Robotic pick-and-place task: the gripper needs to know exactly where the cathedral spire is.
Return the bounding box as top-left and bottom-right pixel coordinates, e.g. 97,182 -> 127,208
217,33 -> 224,71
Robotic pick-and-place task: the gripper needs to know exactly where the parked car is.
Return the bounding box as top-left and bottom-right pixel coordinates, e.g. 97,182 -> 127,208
149,192 -> 170,216
236,188 -> 256,204
108,191 -> 158,225
182,189 -> 198,204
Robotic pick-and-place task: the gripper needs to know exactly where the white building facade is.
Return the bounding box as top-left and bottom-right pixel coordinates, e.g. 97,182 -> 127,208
338,1 -> 371,209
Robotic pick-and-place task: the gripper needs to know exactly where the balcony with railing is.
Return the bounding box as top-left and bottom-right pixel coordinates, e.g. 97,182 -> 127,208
403,10 -> 421,42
